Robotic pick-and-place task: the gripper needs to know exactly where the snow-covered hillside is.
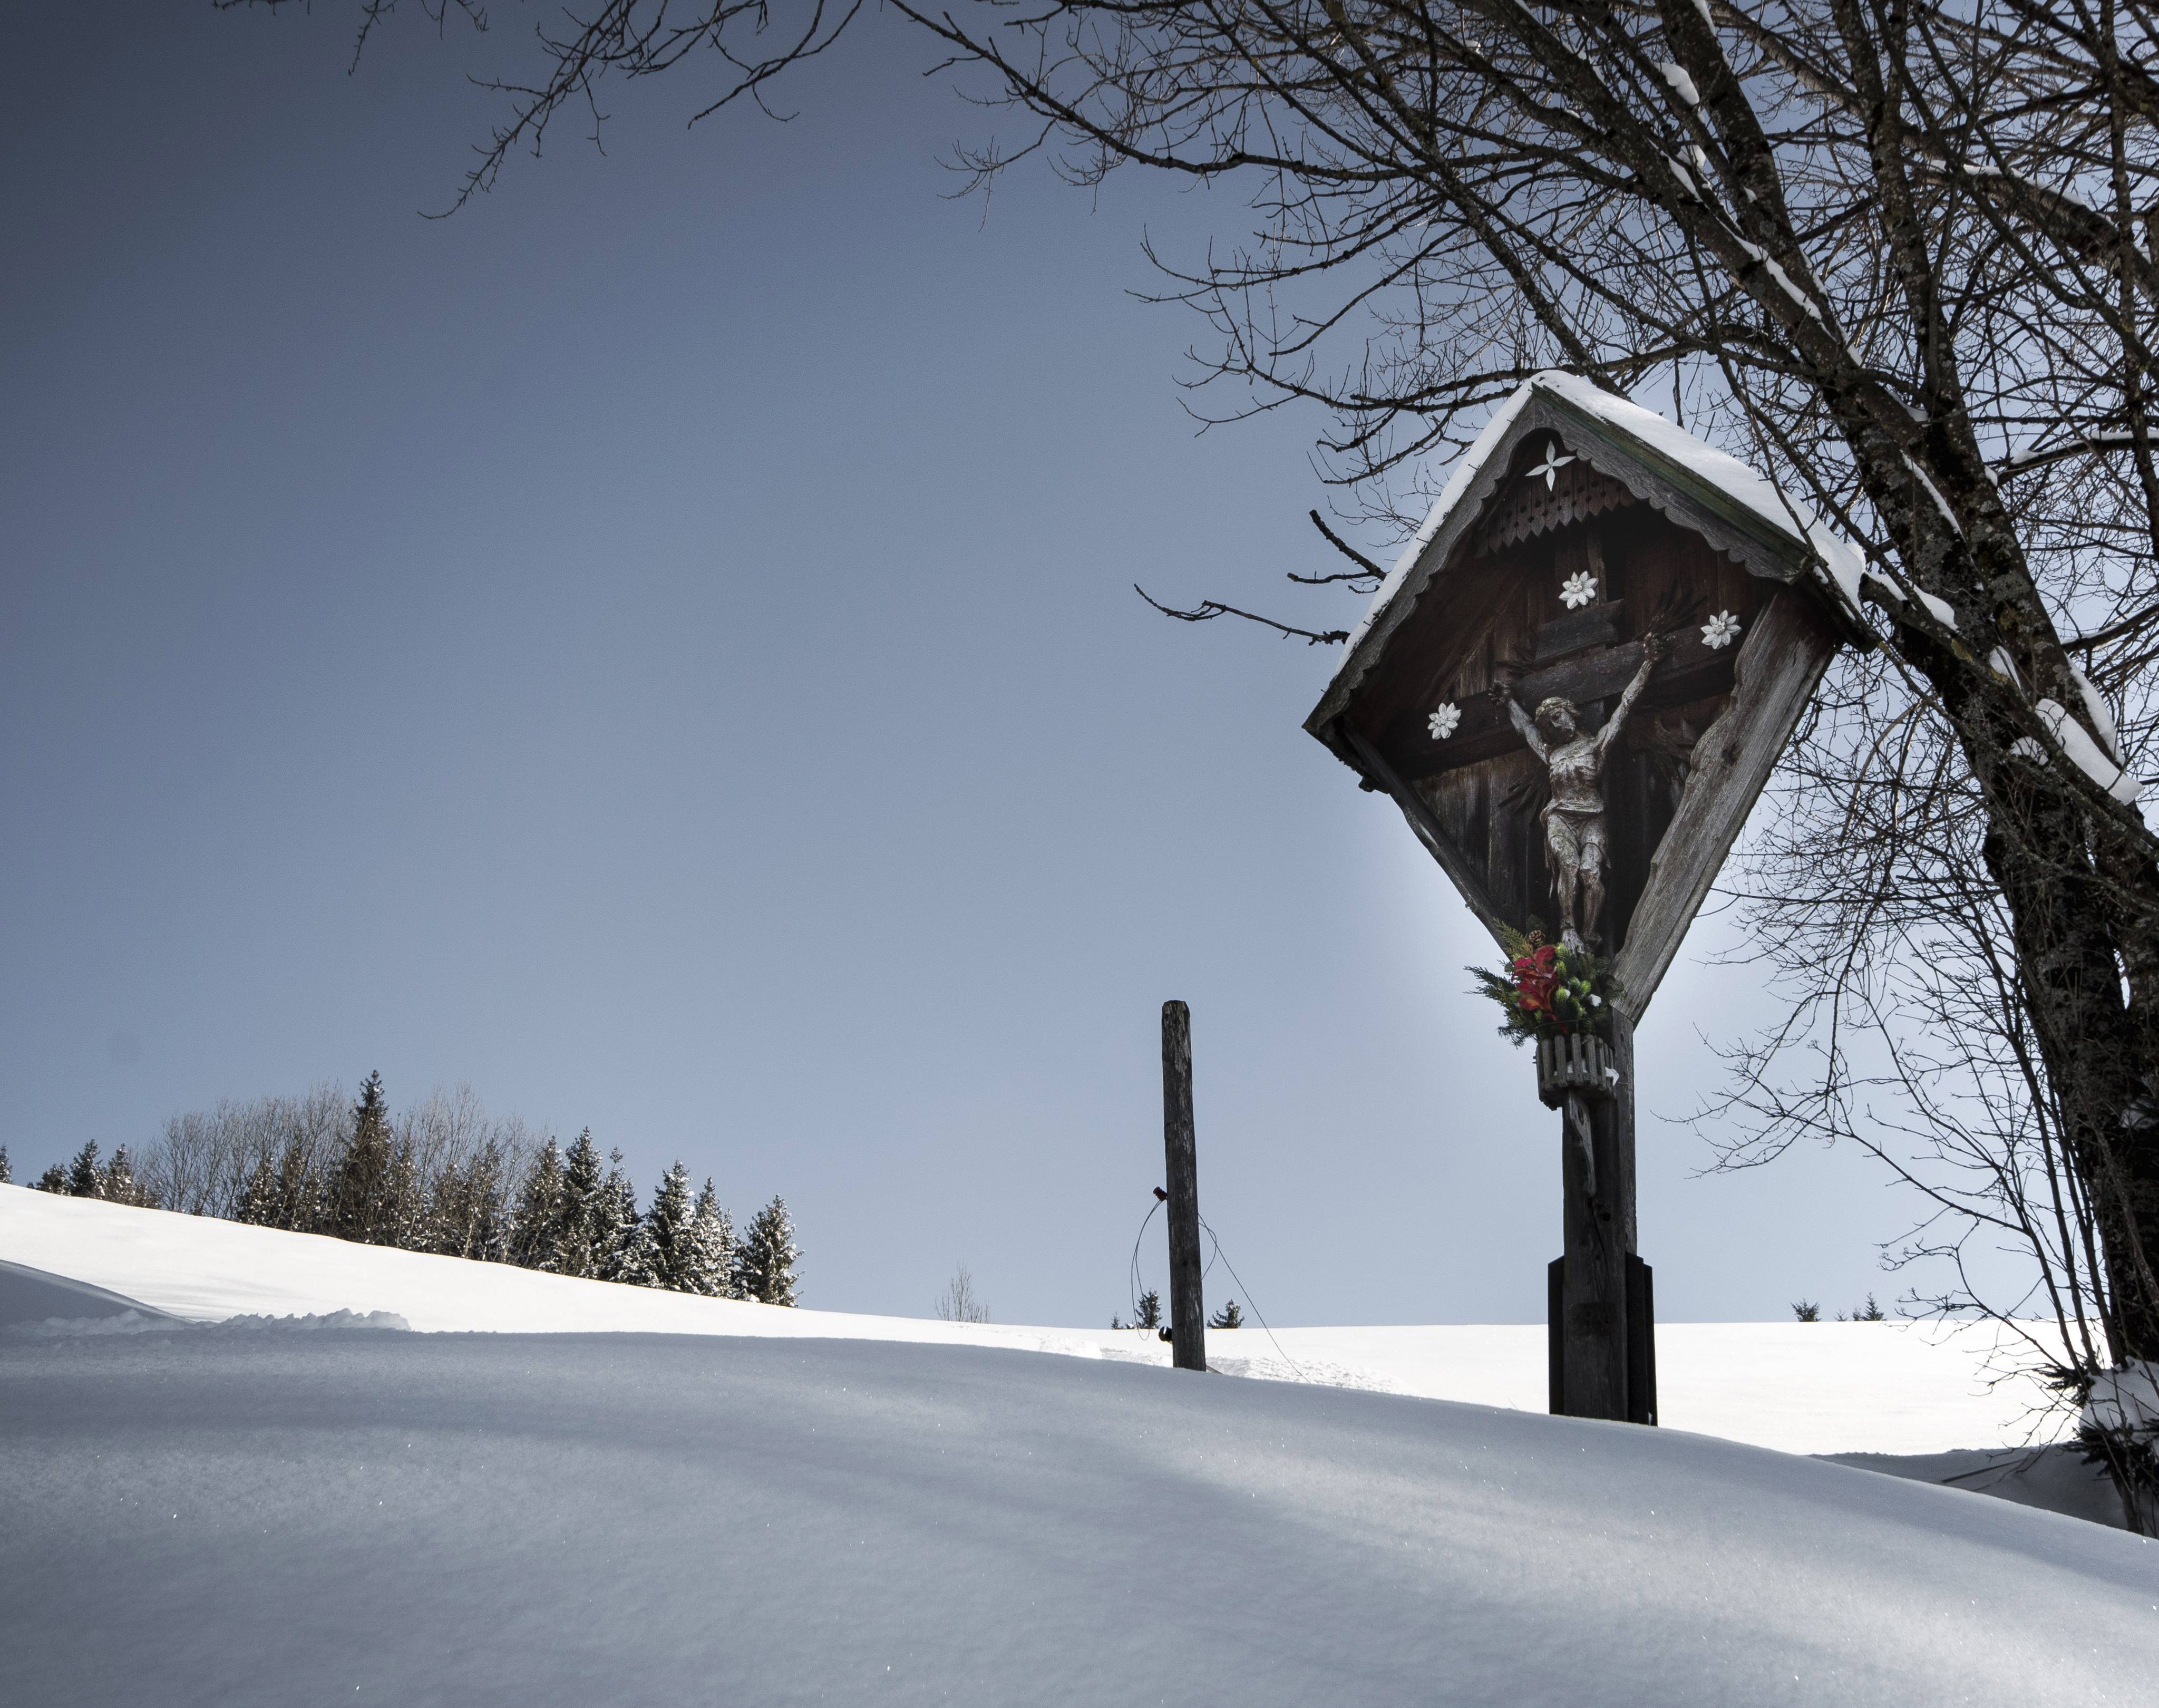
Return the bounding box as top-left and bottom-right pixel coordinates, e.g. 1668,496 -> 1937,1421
6,1185 -> 2155,1705
0,1184 -> 2077,1454
3,1320 -> 2153,1707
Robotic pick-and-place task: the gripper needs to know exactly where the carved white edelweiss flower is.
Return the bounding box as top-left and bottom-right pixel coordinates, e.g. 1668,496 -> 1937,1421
1525,441 -> 1576,489
1560,571 -> 1598,609
1427,702 -> 1462,740
1701,609 -> 1743,649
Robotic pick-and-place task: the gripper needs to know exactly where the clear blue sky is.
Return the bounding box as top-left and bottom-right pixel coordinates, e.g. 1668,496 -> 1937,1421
1,3 -> 1932,1325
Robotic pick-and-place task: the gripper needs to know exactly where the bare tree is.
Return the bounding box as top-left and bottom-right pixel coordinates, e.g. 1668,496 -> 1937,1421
140,1079 -> 540,1253
246,0 -> 2159,1501
1707,663 -> 2159,1527
143,1083 -> 351,1222
933,1261 -> 990,1324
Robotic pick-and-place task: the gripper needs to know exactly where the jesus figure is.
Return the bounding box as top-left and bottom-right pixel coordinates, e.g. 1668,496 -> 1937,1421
1495,632 -> 1668,953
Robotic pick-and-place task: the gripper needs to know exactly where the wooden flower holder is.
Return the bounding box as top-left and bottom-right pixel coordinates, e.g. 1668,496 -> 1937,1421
1535,1033 -> 1614,1109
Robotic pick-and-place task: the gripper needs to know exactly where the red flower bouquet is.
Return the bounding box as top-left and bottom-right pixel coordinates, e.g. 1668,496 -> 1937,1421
1469,924 -> 1617,1045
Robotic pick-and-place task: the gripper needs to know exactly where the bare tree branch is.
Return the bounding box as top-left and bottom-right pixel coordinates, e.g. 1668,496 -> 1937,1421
1133,583 -> 1348,645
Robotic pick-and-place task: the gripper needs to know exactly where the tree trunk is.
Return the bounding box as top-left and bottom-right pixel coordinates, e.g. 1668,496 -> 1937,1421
1978,735 -> 2159,1361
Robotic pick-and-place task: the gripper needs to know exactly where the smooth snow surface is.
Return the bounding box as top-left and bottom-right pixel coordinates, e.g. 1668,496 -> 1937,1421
2,1329 -> 2153,1707
0,1187 -> 2079,1454
1826,1444 -> 2127,1531
0,1256 -> 179,1329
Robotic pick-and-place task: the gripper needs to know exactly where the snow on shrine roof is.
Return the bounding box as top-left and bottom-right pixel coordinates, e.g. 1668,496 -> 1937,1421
1321,372 -> 1865,707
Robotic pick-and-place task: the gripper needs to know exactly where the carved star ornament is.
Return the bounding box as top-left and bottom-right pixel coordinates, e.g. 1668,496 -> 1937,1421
1525,440 -> 1576,490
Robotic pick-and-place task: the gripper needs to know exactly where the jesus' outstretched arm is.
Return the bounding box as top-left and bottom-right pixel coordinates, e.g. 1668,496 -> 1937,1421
1497,687 -> 1549,761
1593,631 -> 1669,760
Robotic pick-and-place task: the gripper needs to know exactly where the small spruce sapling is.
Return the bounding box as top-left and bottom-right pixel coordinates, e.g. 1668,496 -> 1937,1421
1792,1300 -> 1821,1323
1133,1289 -> 1162,1331
67,1140 -> 103,1199
35,1162 -> 69,1193
1208,1299 -> 1244,1329
0,1144 -> 10,1185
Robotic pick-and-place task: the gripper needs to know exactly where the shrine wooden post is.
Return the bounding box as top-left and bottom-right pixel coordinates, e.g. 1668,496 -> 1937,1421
1308,373 -> 1864,1424
1538,1021 -> 1649,1421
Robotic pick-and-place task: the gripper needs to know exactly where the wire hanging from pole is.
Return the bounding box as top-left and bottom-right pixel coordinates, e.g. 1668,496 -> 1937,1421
1126,1195 -> 1163,1326
1198,1212 -> 1310,1384
1121,1189 -> 1309,1383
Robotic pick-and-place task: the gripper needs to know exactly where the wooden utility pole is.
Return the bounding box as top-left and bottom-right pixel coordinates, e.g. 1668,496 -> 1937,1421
1160,999 -> 1207,1372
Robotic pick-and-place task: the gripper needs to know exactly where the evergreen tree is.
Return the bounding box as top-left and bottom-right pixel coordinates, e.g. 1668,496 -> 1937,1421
682,1179 -> 734,1298
1208,1299 -> 1243,1329
0,1144 -> 11,1185
734,1195 -> 801,1306
594,1150 -> 643,1282
101,1146 -> 155,1207
237,1154 -> 279,1226
270,1135 -> 319,1233
425,1137 -> 515,1261
425,1157 -> 468,1254
547,1129 -> 607,1276
380,1135 -> 422,1249
507,1138 -> 566,1268
327,1072 -> 396,1243
35,1162 -> 69,1193
630,1162 -> 698,1291
467,1138 -> 517,1263
66,1140 -> 103,1199
1133,1289 -> 1162,1330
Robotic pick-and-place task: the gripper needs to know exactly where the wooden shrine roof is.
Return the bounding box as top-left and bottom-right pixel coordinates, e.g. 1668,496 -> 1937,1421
1305,372 -> 1870,758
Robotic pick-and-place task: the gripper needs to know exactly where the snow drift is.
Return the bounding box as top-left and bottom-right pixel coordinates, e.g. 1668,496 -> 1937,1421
0,1185 -> 2075,1455
2,1327 -> 2153,1707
